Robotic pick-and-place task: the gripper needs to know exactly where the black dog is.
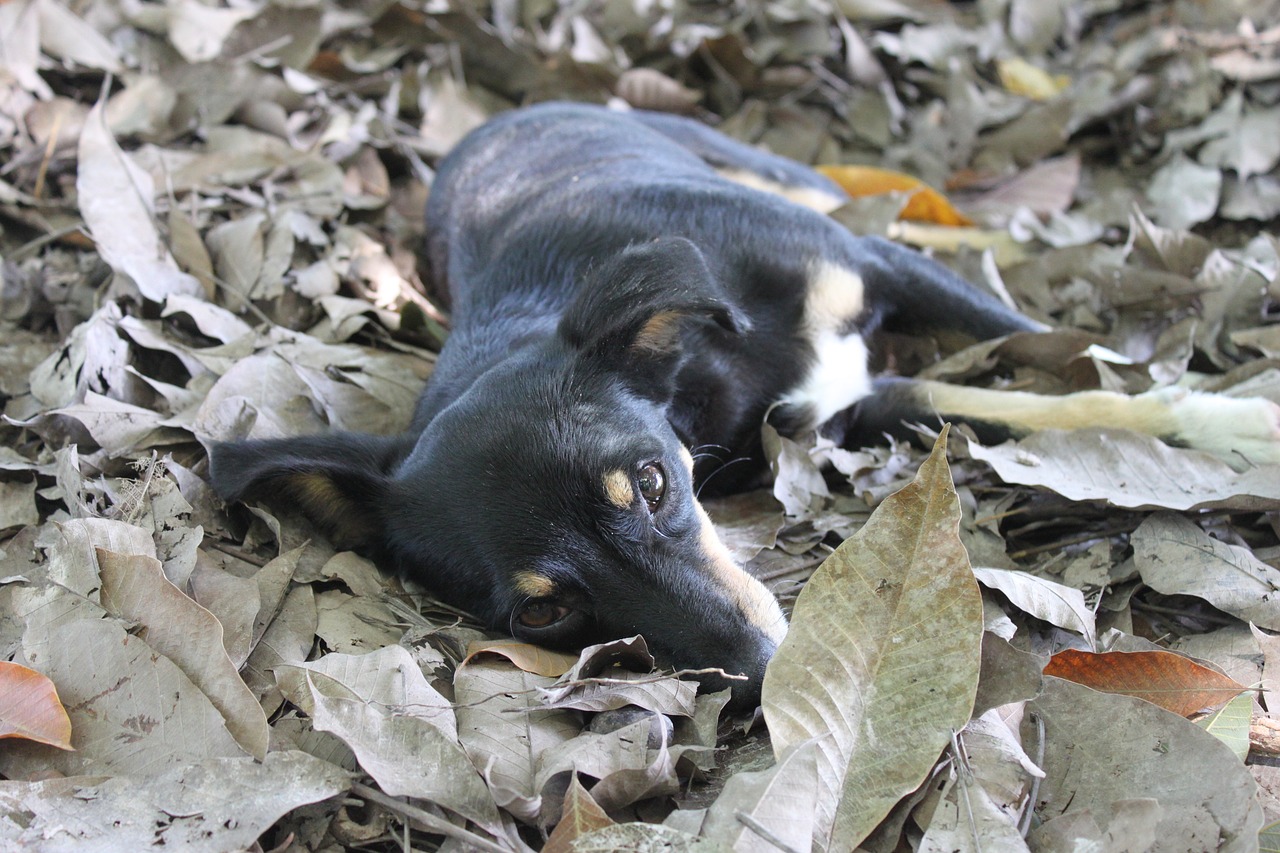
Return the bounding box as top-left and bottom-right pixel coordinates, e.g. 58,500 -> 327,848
211,102 -> 1280,709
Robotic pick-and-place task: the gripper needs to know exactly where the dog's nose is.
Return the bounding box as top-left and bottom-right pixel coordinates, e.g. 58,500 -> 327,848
685,638 -> 776,712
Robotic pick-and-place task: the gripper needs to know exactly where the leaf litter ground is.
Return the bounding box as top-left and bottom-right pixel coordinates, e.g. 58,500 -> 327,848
3,1 -> 1280,851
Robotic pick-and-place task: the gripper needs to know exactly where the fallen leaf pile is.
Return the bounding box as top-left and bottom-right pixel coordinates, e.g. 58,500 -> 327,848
2,0 -> 1280,850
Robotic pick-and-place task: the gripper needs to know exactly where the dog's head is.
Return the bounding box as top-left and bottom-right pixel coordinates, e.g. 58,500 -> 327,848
210,238 -> 787,709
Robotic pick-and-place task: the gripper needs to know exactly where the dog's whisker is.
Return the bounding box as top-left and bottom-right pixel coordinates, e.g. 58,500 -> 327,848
690,443 -> 730,455
507,595 -> 534,636
695,456 -> 753,498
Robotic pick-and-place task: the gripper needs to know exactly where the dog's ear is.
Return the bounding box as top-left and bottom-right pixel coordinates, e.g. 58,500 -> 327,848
209,433 -> 412,549
558,237 -> 750,367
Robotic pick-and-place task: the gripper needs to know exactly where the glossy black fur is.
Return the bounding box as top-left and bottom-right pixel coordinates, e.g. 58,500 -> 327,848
210,103 -> 1041,709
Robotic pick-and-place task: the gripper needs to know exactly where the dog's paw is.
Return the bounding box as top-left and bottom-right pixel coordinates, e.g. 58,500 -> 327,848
1154,387 -> 1280,469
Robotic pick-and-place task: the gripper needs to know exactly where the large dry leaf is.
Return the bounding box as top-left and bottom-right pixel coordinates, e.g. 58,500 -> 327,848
0,0 -> 51,97
697,739 -> 819,851
1044,649 -> 1247,717
275,644 -> 455,738
453,657 -> 581,821
241,584 -> 316,717
97,547 -> 270,760
762,429 -> 983,851
1132,513 -> 1280,631
35,0 -> 121,73
76,100 -> 201,302
584,722 -> 683,813
4,617 -> 246,778
0,750 -> 349,851
39,518 -> 155,598
1028,677 -> 1263,853
1028,798 -> 1163,853
972,566 -> 1095,641
306,680 -> 503,834
0,661 -> 72,750
188,560 -> 261,668
918,765 -> 1030,853
571,822 -> 712,851
968,429 -> 1280,511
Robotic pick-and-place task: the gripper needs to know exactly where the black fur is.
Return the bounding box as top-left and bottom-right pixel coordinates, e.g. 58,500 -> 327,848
209,103 -> 1050,709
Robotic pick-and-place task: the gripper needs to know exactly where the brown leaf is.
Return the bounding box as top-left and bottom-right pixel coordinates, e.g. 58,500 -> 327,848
543,774 -> 615,853
1043,649 -> 1248,717
0,661 -> 73,750
463,639 -> 580,678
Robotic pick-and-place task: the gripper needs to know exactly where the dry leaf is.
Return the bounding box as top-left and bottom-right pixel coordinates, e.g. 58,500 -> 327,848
543,774 -> 615,853
997,57 -> 1069,100
967,429 -> 1280,512
818,164 -> 974,226
97,547 -> 270,760
1044,649 -> 1248,717
1028,677 -> 1263,850
762,428 -> 982,851
464,639 -> 580,677
972,566 -> 1096,642
1131,513 -> 1280,632
0,661 -> 73,750
76,100 -> 201,302
0,751 -> 349,849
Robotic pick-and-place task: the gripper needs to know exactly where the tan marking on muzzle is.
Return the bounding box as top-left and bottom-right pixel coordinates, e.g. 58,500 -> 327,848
695,503 -> 788,645
513,570 -> 557,599
602,469 -> 634,509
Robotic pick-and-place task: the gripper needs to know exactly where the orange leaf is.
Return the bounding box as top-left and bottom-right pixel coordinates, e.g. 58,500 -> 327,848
463,639 -> 579,677
0,661 -> 74,750
543,774 -> 615,853
816,164 -> 973,226
1043,649 -> 1247,717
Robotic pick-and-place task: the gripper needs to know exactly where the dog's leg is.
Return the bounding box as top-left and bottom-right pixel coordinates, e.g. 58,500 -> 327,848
823,376 -> 1280,470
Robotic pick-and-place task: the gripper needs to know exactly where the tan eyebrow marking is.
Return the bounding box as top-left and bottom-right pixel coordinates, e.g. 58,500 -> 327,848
602,469 -> 634,508
513,570 -> 556,599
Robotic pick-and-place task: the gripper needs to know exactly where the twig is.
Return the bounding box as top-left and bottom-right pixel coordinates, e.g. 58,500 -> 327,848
1007,524 -> 1135,559
1019,712 -> 1045,838
351,782 -> 511,853
734,810 -> 804,853
205,538 -> 270,567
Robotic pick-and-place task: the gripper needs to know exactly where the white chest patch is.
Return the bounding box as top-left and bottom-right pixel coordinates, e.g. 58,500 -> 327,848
776,260 -> 874,429
779,330 -> 872,428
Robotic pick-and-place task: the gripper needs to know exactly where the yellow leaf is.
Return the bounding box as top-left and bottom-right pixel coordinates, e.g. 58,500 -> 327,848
997,57 -> 1070,101
816,165 -> 973,226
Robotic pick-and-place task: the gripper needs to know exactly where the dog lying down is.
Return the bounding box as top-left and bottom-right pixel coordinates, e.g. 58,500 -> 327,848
211,102 -> 1280,710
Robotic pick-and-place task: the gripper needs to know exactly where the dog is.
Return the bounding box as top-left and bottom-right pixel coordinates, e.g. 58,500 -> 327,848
210,102 -> 1280,710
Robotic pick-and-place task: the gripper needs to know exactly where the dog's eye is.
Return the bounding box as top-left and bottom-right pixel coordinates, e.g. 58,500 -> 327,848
637,462 -> 666,512
516,600 -> 571,629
